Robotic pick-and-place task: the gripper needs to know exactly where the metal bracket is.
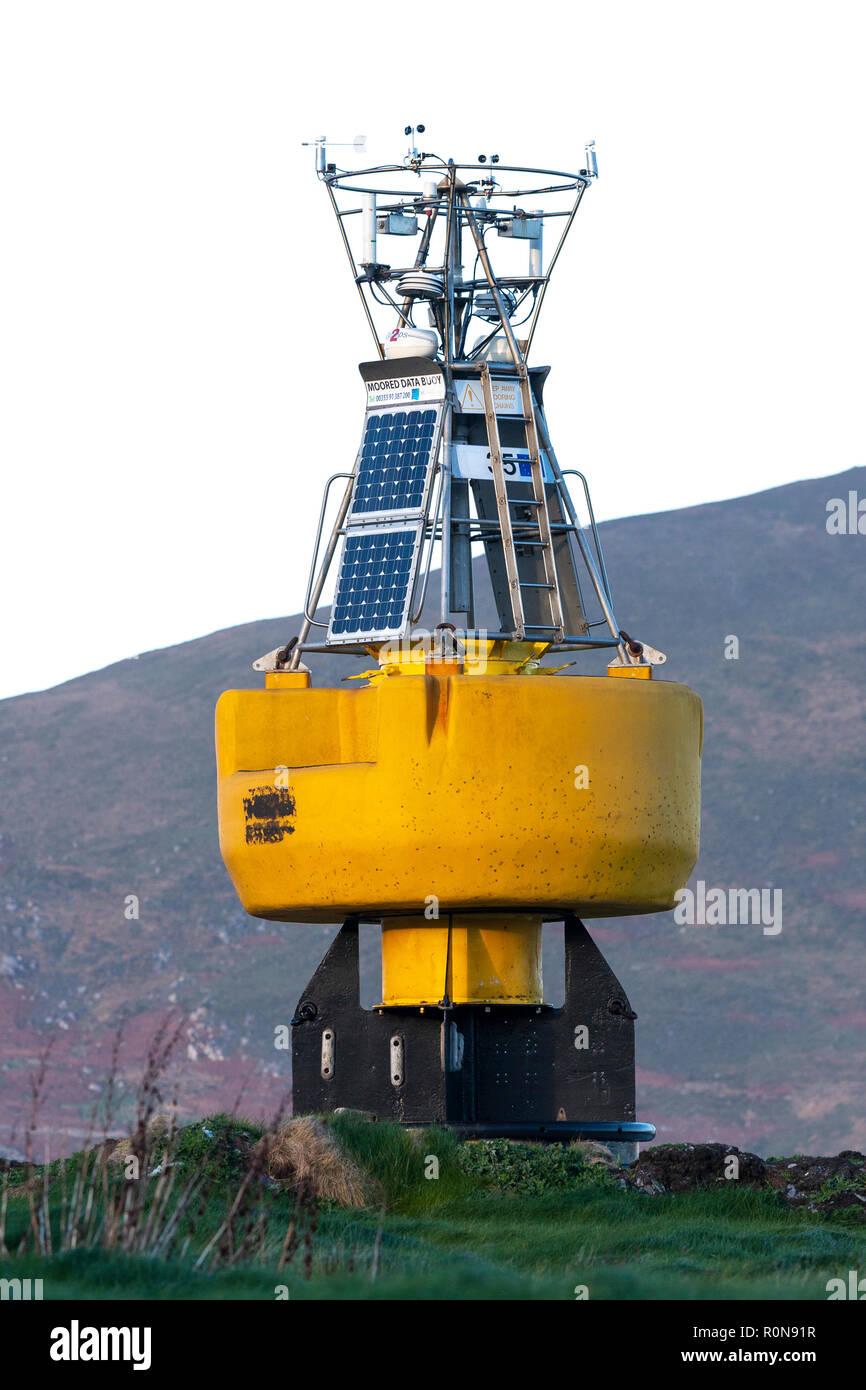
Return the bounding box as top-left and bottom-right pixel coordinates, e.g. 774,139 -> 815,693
253,640 -> 310,674
321,1028 -> 335,1080
390,1034 -> 404,1087
608,631 -> 667,668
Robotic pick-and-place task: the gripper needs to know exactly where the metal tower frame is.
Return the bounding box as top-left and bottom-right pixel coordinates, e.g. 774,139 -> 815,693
267,140 -> 662,677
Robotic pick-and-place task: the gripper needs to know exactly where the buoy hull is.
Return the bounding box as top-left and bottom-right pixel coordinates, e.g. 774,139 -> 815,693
215,672 -> 702,924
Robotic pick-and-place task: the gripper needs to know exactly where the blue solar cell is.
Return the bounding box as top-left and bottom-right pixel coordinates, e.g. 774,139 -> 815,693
327,406 -> 441,643
350,406 -> 440,517
329,527 -> 420,639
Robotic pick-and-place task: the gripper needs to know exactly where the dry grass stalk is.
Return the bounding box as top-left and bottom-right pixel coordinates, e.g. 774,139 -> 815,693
266,1117 -> 369,1207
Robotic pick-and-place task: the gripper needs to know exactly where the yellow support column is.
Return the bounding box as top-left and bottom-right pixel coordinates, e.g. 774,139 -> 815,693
381,913 -> 543,1006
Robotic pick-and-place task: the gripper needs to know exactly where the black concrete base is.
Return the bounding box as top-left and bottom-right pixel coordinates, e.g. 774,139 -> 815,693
291,914 -> 652,1142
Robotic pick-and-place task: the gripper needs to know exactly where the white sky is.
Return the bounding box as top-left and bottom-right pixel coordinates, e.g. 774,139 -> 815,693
1,1 -> 863,700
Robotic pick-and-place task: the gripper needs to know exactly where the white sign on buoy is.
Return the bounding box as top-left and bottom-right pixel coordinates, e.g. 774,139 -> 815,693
456,378 -> 522,415
453,444 -> 554,484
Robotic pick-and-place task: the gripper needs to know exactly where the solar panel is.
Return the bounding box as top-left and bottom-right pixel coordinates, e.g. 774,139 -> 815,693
349,406 -> 440,519
324,403 -> 442,645
328,525 -> 422,642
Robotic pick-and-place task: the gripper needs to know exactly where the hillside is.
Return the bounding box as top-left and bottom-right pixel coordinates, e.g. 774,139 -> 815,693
1,465 -> 864,1158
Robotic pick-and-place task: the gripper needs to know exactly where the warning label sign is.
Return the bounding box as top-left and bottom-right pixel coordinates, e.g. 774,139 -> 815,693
455,378 -> 522,416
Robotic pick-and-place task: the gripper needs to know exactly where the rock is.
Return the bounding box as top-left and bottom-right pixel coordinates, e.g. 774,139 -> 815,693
632,1143 -> 766,1194
811,1188 -> 866,1220
574,1141 -> 620,1169
765,1151 -> 866,1198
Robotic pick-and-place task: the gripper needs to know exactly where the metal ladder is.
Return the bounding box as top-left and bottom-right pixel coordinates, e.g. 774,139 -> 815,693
478,361 -> 565,642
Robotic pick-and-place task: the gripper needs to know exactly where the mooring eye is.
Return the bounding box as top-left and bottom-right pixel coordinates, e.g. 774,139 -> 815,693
608,997 -> 638,1021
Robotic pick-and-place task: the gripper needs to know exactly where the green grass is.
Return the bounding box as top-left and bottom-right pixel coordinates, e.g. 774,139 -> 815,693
327,1113 -> 470,1211
3,1118 -> 866,1300
2,1112 -> 264,1191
